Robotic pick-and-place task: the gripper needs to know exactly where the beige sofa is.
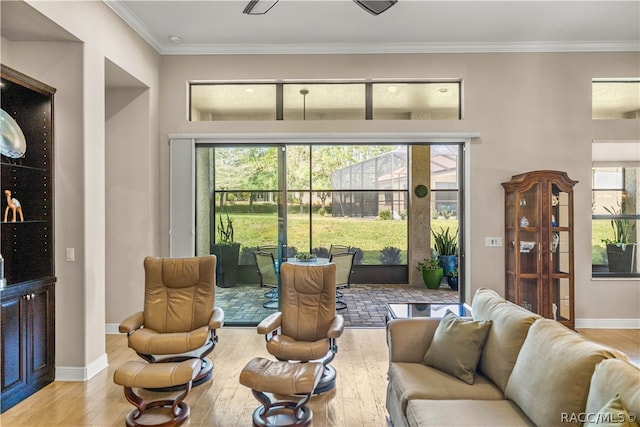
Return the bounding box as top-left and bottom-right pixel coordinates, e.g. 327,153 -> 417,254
386,288 -> 640,427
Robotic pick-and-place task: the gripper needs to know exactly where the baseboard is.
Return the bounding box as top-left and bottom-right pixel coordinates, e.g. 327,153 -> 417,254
106,323 -> 120,334
55,353 -> 109,382
575,318 -> 640,329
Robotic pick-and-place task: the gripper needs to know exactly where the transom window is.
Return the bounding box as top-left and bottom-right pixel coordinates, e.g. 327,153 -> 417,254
592,79 -> 640,120
190,81 -> 461,121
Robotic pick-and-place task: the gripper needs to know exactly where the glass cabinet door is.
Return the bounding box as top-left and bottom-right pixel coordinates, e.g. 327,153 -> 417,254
517,185 -> 540,312
550,186 -> 572,323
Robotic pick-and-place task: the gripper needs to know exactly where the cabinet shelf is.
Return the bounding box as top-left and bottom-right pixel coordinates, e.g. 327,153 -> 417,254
0,162 -> 48,173
1,64 -> 56,413
503,170 -> 577,329
2,220 -> 51,225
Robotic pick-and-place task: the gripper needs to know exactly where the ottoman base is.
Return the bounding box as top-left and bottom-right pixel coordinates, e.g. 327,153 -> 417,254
251,390 -> 313,427
240,358 -> 323,427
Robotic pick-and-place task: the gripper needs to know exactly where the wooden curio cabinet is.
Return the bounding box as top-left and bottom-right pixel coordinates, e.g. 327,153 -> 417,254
1,65 -> 56,412
502,170 -> 577,329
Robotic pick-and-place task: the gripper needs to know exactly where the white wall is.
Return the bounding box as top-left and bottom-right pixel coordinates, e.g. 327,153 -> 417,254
159,52 -> 640,324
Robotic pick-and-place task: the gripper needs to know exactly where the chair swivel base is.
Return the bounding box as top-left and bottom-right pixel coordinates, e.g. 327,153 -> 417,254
263,298 -> 279,309
250,394 -> 313,427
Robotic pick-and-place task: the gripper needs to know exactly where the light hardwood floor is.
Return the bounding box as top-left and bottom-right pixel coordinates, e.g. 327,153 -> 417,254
1,327 -> 638,427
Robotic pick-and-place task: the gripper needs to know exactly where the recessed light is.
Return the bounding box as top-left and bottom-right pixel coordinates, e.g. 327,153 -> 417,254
438,88 -> 449,93
245,88 -> 255,93
168,35 -> 181,43
387,86 -> 398,93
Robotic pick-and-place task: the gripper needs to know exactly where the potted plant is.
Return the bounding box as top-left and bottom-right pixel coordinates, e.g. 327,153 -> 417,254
210,213 -> 241,287
294,252 -> 317,262
602,202 -> 637,273
447,268 -> 459,291
416,258 -> 443,289
432,227 -> 458,276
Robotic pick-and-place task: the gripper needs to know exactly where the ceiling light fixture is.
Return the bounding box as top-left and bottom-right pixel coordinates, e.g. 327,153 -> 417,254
168,35 -> 180,43
243,0 -> 397,15
243,0 -> 280,15
300,89 -> 309,120
353,0 -> 397,15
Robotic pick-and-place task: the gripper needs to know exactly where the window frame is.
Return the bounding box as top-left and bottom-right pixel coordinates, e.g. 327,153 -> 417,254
591,164 -> 640,279
188,80 -> 462,122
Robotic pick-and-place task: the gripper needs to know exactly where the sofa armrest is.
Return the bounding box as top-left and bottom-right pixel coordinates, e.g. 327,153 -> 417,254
387,318 -> 440,363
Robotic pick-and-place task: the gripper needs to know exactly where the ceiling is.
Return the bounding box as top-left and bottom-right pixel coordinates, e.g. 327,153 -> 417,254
104,0 -> 640,55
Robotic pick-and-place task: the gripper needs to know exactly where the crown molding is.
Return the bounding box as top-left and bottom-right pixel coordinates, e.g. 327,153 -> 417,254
156,41 -> 640,55
104,0 -> 163,53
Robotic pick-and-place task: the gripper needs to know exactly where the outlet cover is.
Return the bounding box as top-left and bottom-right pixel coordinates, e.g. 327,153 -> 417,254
485,237 -> 503,247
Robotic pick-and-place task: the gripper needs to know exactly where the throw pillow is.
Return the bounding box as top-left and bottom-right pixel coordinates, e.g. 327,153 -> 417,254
585,394 -> 637,427
422,311 -> 492,384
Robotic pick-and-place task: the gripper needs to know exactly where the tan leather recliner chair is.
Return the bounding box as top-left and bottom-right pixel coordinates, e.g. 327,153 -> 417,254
257,262 -> 344,394
119,256 -> 224,388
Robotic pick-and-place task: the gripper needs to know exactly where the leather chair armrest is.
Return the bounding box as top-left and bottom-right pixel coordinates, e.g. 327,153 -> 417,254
209,307 -> 224,329
327,314 -> 344,339
257,312 -> 282,335
387,318 -> 440,363
119,311 -> 144,334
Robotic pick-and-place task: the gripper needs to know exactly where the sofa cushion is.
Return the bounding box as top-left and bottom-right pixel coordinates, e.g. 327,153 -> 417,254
472,287 -> 541,392
585,394 -> 637,427
422,311 -> 492,384
505,319 -> 629,427
406,399 -> 535,427
387,362 -> 504,414
585,358 -> 639,425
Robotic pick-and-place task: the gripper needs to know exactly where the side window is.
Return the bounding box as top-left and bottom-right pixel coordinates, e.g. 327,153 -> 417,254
591,148 -> 639,277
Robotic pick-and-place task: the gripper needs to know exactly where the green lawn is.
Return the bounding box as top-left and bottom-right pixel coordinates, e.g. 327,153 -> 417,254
593,220 -> 615,264
228,213 -> 458,264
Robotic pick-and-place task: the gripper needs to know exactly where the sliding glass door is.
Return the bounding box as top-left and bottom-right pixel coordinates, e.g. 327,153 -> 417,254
195,142 -> 461,284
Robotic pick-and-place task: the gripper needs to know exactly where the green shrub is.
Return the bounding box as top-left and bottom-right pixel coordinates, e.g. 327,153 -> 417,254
379,246 -> 402,264
379,210 -> 392,220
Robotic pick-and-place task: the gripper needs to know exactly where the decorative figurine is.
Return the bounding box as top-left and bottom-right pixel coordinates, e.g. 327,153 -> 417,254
4,190 -> 24,222
520,216 -> 529,227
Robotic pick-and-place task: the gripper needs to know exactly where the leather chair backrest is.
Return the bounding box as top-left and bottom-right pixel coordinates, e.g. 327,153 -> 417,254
279,262 -> 337,342
143,256 -> 216,333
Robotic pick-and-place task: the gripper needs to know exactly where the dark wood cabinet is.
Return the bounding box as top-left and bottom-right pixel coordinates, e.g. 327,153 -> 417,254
1,280 -> 55,412
1,65 -> 56,413
502,170 -> 577,329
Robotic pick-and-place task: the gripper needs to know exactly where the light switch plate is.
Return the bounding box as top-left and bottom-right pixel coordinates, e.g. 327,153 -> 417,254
485,237 -> 503,247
